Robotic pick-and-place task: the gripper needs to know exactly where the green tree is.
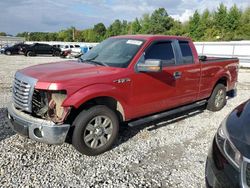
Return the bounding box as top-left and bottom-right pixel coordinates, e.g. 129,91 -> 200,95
227,5 -> 242,31
13,5 -> 250,42
121,20 -> 129,35
199,9 -> 214,40
0,32 -> 7,36
149,8 -> 174,34
93,23 -> 106,41
57,28 -> 73,41
214,3 -> 228,39
188,10 -> 203,40
140,14 -> 151,34
131,18 -> 141,34
236,7 -> 250,40
167,20 -> 188,36
106,19 -> 122,37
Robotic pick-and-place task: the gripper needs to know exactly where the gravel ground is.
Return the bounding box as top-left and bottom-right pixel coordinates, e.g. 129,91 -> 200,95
0,55 -> 250,187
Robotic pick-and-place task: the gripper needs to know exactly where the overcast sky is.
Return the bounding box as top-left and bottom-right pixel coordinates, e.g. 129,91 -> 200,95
1,0 -> 249,35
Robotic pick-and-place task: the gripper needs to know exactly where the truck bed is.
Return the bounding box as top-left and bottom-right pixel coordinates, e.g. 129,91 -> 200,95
200,56 -> 239,63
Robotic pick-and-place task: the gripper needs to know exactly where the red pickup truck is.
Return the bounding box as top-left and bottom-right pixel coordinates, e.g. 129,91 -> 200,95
7,35 -> 239,156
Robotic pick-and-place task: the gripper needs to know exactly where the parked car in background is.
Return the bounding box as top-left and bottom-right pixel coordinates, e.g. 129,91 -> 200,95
4,43 -> 30,55
7,35 -> 239,156
206,99 -> 250,188
60,44 -> 81,53
80,45 -> 93,54
52,44 -> 61,48
24,43 -> 61,56
60,49 -> 72,58
0,44 -> 9,54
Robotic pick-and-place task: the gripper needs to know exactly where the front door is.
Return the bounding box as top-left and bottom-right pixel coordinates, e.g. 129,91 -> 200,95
129,40 -> 200,119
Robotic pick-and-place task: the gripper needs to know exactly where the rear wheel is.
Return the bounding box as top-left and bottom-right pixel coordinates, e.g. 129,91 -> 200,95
5,50 -> 11,55
72,105 -> 119,156
26,51 -> 35,56
207,84 -> 227,111
53,50 -> 60,56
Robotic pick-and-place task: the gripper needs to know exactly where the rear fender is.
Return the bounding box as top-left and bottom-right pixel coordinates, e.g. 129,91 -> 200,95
213,70 -> 231,91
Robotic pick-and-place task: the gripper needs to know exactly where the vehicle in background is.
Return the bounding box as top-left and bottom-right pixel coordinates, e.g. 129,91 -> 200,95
52,44 -> 61,48
0,44 -> 9,54
206,99 -> 250,188
80,46 -> 93,54
7,35 -> 239,156
60,49 -> 72,58
24,43 -> 61,56
3,43 -> 30,55
60,45 -> 87,58
60,44 -> 81,53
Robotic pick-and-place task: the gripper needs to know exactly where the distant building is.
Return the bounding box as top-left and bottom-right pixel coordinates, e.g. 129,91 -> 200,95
0,36 -> 25,47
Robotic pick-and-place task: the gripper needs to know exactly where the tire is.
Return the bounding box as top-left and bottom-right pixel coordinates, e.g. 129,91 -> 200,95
207,84 -> 227,111
26,51 -> 35,57
72,105 -> 119,156
5,51 -> 11,55
53,51 -> 60,57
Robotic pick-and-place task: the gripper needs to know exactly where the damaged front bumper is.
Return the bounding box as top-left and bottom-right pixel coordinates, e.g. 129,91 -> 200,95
7,103 -> 70,145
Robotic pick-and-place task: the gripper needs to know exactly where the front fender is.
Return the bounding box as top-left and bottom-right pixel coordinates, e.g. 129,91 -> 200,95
62,83 -> 129,114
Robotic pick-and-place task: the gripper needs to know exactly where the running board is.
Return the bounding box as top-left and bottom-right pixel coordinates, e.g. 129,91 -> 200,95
128,100 -> 207,127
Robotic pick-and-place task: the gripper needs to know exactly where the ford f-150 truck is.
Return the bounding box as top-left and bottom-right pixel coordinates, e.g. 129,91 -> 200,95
7,35 -> 239,156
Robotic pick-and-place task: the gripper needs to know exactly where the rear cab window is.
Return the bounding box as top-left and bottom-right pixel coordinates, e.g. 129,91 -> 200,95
178,41 -> 194,64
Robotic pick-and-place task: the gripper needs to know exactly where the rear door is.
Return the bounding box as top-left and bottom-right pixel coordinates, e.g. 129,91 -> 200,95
172,40 -> 201,104
34,44 -> 42,54
43,44 -> 53,54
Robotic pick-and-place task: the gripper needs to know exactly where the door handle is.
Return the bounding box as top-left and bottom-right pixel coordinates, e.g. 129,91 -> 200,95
173,71 -> 182,79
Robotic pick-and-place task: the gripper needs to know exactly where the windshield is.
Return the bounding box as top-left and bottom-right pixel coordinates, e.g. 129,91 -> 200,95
80,38 -> 144,68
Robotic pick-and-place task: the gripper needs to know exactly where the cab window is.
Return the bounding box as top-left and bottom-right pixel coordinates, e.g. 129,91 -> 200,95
145,41 -> 175,66
179,41 -> 194,64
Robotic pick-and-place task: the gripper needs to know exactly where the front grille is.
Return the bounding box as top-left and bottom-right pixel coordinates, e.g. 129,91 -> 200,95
13,77 -> 31,111
12,72 -> 37,112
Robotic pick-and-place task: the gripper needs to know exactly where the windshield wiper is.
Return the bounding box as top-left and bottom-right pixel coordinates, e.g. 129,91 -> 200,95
87,60 -> 108,67
79,57 -> 108,67
79,53 -> 108,66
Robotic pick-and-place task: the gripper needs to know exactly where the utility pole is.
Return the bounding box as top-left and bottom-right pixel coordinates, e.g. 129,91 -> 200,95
72,28 -> 75,42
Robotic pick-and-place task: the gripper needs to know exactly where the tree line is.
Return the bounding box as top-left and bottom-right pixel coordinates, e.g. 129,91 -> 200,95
11,3 -> 250,42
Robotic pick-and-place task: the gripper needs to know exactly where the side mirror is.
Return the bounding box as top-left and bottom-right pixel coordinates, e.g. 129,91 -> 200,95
137,59 -> 162,72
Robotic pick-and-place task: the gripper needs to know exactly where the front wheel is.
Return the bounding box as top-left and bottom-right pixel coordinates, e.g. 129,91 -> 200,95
207,84 -> 227,111
72,105 -> 119,156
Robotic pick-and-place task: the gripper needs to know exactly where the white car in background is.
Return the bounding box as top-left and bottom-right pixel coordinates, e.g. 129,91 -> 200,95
60,44 -> 81,53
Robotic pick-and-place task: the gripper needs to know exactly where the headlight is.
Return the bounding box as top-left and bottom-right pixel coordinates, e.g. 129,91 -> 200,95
216,117 -> 242,169
33,90 -> 70,123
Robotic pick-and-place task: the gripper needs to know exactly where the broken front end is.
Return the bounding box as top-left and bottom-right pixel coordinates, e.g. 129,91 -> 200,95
7,71 -> 71,144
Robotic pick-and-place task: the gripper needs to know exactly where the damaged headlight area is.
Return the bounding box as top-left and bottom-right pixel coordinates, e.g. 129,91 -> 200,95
216,117 -> 242,169
32,90 -> 71,123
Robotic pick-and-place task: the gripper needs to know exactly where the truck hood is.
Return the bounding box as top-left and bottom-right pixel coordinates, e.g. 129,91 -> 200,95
19,60 -> 121,91
226,100 -> 250,158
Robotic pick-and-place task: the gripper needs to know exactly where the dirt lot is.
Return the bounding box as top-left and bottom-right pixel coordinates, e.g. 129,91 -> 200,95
0,55 -> 250,187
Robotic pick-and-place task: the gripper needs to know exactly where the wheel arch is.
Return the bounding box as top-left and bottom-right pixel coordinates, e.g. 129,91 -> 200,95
66,96 -> 126,126
215,76 -> 228,89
